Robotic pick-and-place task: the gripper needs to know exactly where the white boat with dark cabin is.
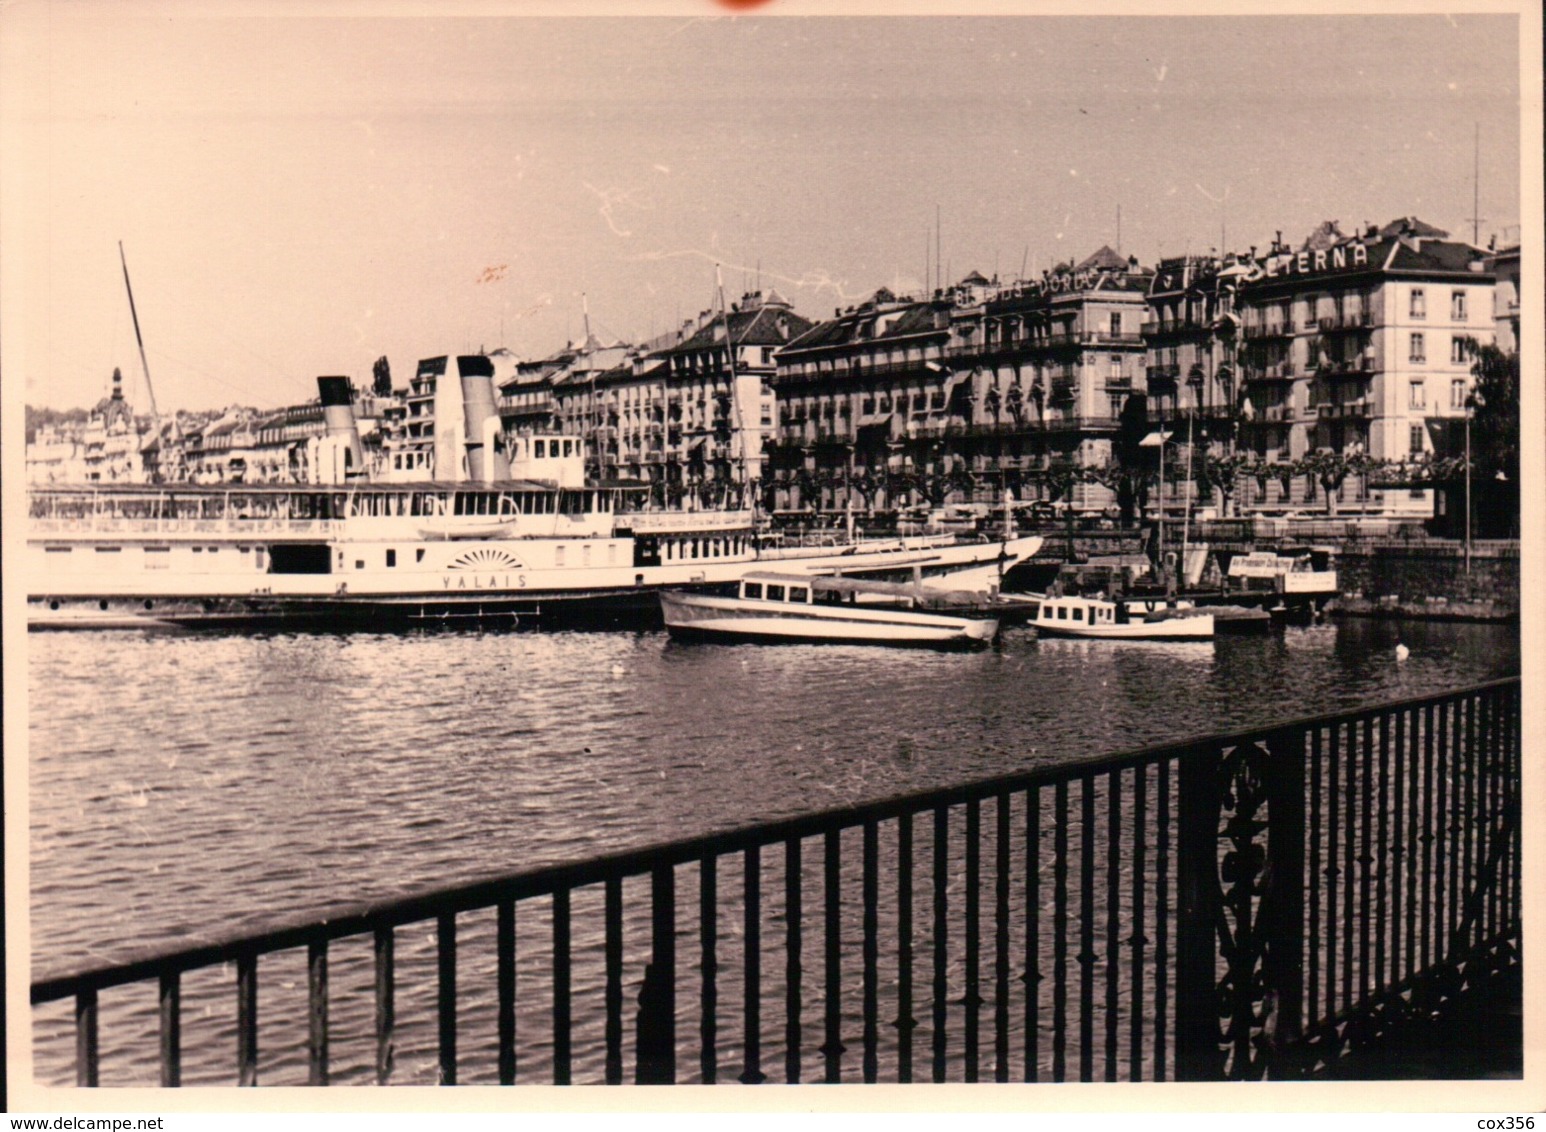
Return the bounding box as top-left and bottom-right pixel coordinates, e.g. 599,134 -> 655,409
1033,593 -> 1215,640
659,572 -> 1001,648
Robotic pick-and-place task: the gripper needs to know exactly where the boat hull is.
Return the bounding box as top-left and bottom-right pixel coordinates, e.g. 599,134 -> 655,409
1034,615 -> 1215,641
27,534 -> 1043,632
660,591 -> 998,648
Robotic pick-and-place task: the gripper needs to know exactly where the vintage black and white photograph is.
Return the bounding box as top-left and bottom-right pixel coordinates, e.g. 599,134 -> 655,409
3,0 -> 1539,1116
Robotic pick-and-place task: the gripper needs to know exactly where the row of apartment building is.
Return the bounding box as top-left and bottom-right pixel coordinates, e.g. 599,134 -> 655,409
27,216 -> 1521,519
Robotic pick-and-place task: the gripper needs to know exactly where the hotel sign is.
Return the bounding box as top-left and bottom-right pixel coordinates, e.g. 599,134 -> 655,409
1249,243 -> 1371,283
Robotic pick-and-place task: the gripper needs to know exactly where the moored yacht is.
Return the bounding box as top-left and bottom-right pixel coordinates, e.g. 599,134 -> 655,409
660,572 -> 1001,647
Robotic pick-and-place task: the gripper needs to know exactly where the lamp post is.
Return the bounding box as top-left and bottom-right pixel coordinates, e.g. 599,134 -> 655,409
1464,393 -> 1474,576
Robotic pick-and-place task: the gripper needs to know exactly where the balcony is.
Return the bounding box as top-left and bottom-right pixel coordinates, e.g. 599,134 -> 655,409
1242,322 -> 1295,340
1261,405 -> 1296,422
1082,330 -> 1145,346
1243,363 -> 1296,383
1317,310 -> 1375,332
1319,355 -> 1377,379
1146,364 -> 1180,385
1317,399 -> 1372,419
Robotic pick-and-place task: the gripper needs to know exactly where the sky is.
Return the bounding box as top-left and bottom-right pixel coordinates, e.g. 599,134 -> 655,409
0,3 -> 1525,414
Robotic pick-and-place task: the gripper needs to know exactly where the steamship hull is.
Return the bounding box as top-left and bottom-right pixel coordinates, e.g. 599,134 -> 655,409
26,486 -> 1042,631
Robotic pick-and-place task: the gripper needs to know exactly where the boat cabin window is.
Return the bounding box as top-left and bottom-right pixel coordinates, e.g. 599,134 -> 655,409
743,581 -> 763,599
1072,607 -> 1084,622
767,584 -> 786,602
535,440 -> 546,458
789,586 -> 809,604
1057,607 -> 1067,620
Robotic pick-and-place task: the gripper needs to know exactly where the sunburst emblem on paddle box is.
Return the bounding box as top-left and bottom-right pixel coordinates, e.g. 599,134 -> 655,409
447,548 -> 524,571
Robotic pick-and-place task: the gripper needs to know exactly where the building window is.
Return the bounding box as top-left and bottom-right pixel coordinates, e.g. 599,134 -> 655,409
386,549 -> 396,568
1303,295 -> 1318,325
1452,379 -> 1468,409
1109,312 -> 1122,336
1410,424 -> 1425,455
1451,290 -> 1467,321
1409,380 -> 1426,409
1409,332 -> 1426,363
1410,288 -> 1426,319
1451,337 -> 1469,365
1109,354 -> 1122,377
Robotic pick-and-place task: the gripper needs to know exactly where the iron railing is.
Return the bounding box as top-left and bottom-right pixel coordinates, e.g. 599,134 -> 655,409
32,679 -> 1520,1086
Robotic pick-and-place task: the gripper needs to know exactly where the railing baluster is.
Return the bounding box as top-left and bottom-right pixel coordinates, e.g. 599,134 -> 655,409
1053,780 -> 1068,1083
896,813 -> 914,1083
77,989 -> 99,1088
744,846 -> 767,1085
1342,720 -> 1356,1013
603,881 -> 623,1084
1391,709 -> 1406,986
553,889 -> 571,1085
1105,769 -> 1121,1082
307,938 -> 328,1086
1154,761 -> 1170,1081
1405,704 -> 1420,979
1428,698 -> 1440,971
1308,724 -> 1324,1023
437,912 -> 457,1086
1456,696 -> 1475,960
823,827 -> 844,1083
159,972 -> 181,1088
1447,699 -> 1464,947
1129,765 -> 1147,1082
700,856 -> 718,1085
374,927 -> 395,1086
237,952 -> 257,1087
862,819 -> 880,1084
1508,686 -> 1522,933
1375,711 -> 1391,997
1420,703 -> 1435,972
1025,785 -> 1040,1083
994,792 -> 1011,1084
964,798 -> 981,1083
1176,746 -> 1223,1082
1325,722 -> 1341,1017
1079,774 -> 1096,1082
1484,689 -> 1498,938
1509,685 -> 1522,934
1359,716 -> 1374,1002
500,900 -> 519,1085
1264,727 -> 1306,1078
931,806 -> 949,1083
637,863 -> 676,1084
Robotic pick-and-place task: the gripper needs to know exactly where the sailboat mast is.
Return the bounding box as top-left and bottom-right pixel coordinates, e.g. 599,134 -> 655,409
118,242 -> 160,424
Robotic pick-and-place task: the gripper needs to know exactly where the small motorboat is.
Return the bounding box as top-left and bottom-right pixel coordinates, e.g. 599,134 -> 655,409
660,572 -> 1000,648
1032,593 -> 1214,640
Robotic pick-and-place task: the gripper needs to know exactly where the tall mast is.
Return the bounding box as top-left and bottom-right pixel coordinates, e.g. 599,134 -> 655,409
118,242 -> 160,425
1472,122 -> 1482,246
716,264 -> 752,512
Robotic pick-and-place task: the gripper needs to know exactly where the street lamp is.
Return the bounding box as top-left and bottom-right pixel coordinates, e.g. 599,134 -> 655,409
1463,392 -> 1475,576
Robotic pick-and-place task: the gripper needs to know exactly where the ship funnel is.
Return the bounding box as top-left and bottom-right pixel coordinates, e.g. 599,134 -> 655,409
316,376 -> 365,483
458,355 -> 510,482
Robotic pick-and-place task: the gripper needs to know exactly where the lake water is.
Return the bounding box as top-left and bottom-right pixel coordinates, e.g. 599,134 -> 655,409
27,617 -> 1518,1084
